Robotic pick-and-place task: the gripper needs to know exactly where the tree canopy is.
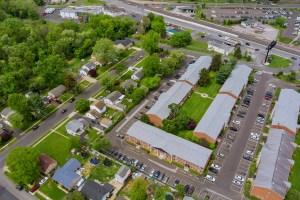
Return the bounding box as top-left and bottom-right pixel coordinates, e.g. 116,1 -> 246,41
169,31 -> 192,47
141,30 -> 160,54
92,38 -> 118,65
6,146 -> 40,184
92,138 -> 112,152
75,99 -> 90,114
210,54 -> 222,71
130,178 -> 148,200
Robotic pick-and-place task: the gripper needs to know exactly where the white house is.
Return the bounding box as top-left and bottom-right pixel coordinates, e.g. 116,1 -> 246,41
0,107 -> 15,126
90,100 -> 106,114
241,19 -> 257,27
208,41 -> 234,56
102,6 -> 125,17
79,62 -> 96,76
85,110 -> 101,121
131,69 -> 144,81
115,165 -> 131,184
104,91 -> 125,105
100,118 -> 112,128
66,118 -> 89,136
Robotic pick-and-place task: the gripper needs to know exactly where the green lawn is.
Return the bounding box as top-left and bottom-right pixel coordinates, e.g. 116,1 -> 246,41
34,132 -> 71,165
268,54 -> 292,68
185,40 -> 210,54
120,70 -> 134,81
82,0 -> 104,5
79,80 -> 91,88
60,91 -> 73,102
54,118 -> 73,137
286,134 -> 300,199
85,129 -> 99,145
195,72 -> 222,97
133,55 -> 149,68
89,158 -> 121,182
34,193 -> 47,200
39,179 -> 66,200
182,93 -> 213,122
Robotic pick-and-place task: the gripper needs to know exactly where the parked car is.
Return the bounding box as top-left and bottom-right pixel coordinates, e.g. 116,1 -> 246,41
226,135 -> 234,141
217,152 -> 225,158
173,179 -> 180,188
243,154 -> 253,161
39,177 -> 48,185
61,109 -> 67,114
162,176 -> 169,184
184,185 -> 190,194
140,164 -> 147,172
69,98 -> 75,103
246,150 -> 254,156
205,175 -> 216,183
209,167 -> 218,174
237,113 -> 245,118
149,169 -> 155,177
232,120 -> 240,125
229,127 -> 238,132
233,180 -> 243,186
187,186 -> 195,195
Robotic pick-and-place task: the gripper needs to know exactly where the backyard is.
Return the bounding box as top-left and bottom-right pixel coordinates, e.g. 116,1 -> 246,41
38,179 -> 67,200
268,54 -> 292,68
185,40 -> 210,54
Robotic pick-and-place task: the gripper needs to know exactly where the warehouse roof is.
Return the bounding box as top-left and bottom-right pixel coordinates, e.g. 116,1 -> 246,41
194,94 -> 236,141
219,65 -> 252,98
253,128 -> 296,198
271,89 -> 300,134
179,56 -> 212,86
146,81 -> 192,120
127,121 -> 212,168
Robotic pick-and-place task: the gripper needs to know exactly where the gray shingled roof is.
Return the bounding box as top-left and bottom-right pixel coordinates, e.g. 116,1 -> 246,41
179,56 -> 212,85
121,79 -> 137,89
106,91 -> 123,103
219,65 -> 252,97
253,128 -> 296,198
146,82 -> 192,119
83,61 -> 96,69
114,39 -> 132,47
66,119 -> 89,133
116,165 -> 130,178
48,85 -> 66,98
132,69 -> 144,79
271,89 -> 300,134
0,107 -> 15,119
127,121 -> 212,168
194,94 -> 236,141
81,181 -> 112,200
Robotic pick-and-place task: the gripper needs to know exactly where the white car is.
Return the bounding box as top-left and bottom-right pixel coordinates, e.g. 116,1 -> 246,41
256,71 -> 262,75
232,120 -> 240,125
205,175 -> 216,182
262,103 -> 269,108
233,180 -> 243,186
39,177 -> 48,185
149,169 -> 155,177
211,164 -> 221,170
250,135 -> 259,141
234,175 -> 245,182
268,83 -> 276,88
251,132 -> 259,137
246,150 -> 254,156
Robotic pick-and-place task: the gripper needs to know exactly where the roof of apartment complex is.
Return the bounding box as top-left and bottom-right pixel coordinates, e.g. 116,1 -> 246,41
271,89 -> 300,134
179,56 -> 212,86
253,128 -> 296,197
194,94 -> 236,141
146,81 -> 192,119
127,121 -> 212,169
219,65 -> 252,98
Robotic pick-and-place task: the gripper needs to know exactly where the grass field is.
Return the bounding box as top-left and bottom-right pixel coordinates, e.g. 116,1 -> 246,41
82,0 -> 104,5
34,193 -> 47,200
34,132 -> 71,165
185,40 -> 210,54
89,159 -> 120,182
39,179 -> 66,200
79,80 -> 91,88
268,54 -> 292,68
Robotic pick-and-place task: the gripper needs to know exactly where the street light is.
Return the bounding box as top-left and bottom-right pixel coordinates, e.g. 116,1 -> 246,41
264,40 -> 277,63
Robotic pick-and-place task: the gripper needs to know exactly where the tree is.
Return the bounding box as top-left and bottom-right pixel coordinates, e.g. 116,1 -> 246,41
115,63 -> 127,75
216,65 -> 233,84
169,50 -> 186,64
75,99 -> 90,114
93,38 -> 118,65
7,94 -> 31,118
275,16 -> 287,28
198,138 -> 210,148
141,30 -> 160,54
234,46 -> 242,59
169,31 -> 192,47
27,95 -> 48,119
288,71 -> 296,82
160,57 -> 177,76
151,20 -> 166,35
176,184 -> 185,198
142,54 -> 161,77
174,110 -> 190,130
64,73 -> 77,91
130,178 -> 148,200
141,16 -> 151,33
131,86 -> 149,104
248,75 -> 254,84
168,103 -> 181,119
92,137 -> 112,152
66,191 -> 86,200
210,54 -> 222,71
155,185 -> 171,199
163,119 -> 178,134
6,146 -> 40,184
186,119 -> 197,130
9,113 -> 26,130
140,114 -> 150,124
141,75 -> 161,89
198,68 -> 210,86
99,74 -> 115,90
70,136 -> 84,151
147,12 -> 155,21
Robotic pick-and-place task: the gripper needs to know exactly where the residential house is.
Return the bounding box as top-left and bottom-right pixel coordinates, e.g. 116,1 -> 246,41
131,69 -> 144,81
241,19 -> 257,27
115,165 -> 131,184
114,39 -> 133,50
39,153 -> 58,175
0,130 -> 12,143
121,79 -> 137,90
86,110 -> 102,121
100,118 -> 112,128
48,85 -> 66,99
79,62 -> 96,76
0,107 -> 15,126
90,100 -> 106,114
104,91 -> 125,105
52,158 -> 81,190
59,6 -> 104,19
66,118 -> 89,136
80,181 -> 114,200
208,40 -> 234,56
91,55 -> 106,66
126,121 -> 212,174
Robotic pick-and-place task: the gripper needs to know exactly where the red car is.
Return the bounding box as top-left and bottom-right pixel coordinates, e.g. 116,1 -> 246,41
296,84 -> 300,88
264,97 -> 271,101
29,184 -> 40,193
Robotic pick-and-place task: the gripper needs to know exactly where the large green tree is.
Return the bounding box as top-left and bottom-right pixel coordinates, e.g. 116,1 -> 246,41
141,30 -> 160,54
130,178 -> 148,200
75,99 -> 90,114
99,73 -> 115,90
210,54 -> 222,71
6,146 -> 40,184
7,94 -> 31,117
93,38 -> 118,65
275,16 -> 287,28
142,54 -> 161,77
27,95 -> 48,119
234,46 -> 242,59
198,68 -> 210,86
141,75 -> 161,89
92,138 -> 112,152
169,31 -> 192,47
216,65 -> 233,84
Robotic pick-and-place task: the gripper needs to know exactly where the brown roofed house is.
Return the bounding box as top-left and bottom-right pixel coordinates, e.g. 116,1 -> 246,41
39,153 -> 58,175
90,100 -> 106,114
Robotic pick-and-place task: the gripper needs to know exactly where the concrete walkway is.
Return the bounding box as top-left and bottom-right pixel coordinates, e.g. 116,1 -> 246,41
195,92 -> 214,100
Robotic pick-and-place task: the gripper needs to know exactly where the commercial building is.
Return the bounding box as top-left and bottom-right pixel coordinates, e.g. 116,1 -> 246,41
194,65 -> 252,143
270,89 -> 300,135
208,40 -> 234,56
146,56 -> 212,126
59,6 -> 104,19
126,121 -> 212,173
